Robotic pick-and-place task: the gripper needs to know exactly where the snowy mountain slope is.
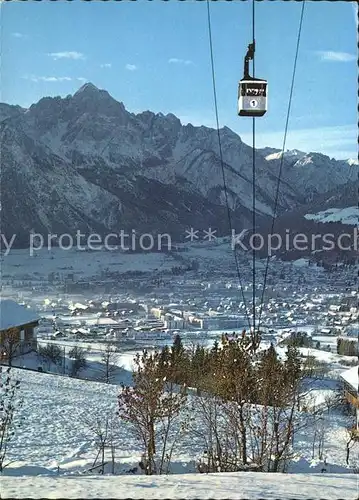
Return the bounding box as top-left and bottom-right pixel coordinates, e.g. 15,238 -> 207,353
304,207 -> 358,226
0,83 -> 356,246
247,180 -> 359,262
263,149 -> 356,198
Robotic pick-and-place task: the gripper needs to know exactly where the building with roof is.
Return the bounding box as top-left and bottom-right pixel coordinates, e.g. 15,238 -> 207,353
340,365 -> 359,430
0,299 -> 40,363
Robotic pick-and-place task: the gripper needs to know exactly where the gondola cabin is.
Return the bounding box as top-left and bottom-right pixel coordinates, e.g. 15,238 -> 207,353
238,78 -> 267,117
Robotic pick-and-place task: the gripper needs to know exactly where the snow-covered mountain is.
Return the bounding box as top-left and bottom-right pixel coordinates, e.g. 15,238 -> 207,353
0,83 -> 356,246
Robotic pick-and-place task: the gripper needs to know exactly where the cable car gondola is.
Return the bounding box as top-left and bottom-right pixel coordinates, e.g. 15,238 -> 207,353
238,42 -> 267,117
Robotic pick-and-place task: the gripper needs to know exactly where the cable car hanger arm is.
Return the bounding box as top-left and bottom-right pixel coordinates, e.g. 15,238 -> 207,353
244,41 -> 255,80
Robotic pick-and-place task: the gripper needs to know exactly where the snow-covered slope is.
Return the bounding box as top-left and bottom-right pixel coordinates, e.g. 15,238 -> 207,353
2,366 -> 359,498
2,472 -> 358,499
304,207 -> 358,226
1,83 -> 356,246
5,368 -> 358,475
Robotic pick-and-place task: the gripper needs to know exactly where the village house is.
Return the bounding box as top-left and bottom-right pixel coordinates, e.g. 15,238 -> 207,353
0,299 -> 40,363
340,365 -> 359,430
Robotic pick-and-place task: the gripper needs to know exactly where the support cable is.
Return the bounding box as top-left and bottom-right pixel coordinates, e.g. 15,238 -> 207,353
257,1 -> 306,332
207,0 -> 252,331
252,0 -> 256,337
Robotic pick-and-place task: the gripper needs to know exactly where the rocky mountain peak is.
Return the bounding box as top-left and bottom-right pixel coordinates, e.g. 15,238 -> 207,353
73,82 -> 101,96
71,82 -> 126,117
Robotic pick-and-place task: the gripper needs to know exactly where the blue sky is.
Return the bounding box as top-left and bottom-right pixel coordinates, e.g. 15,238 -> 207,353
2,0 -> 357,159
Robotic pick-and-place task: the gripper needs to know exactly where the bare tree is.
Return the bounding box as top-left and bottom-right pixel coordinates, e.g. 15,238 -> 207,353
190,393 -> 234,473
216,337 -> 257,466
189,337 -> 256,473
311,416 -> 326,460
341,418 -> 359,468
0,367 -> 22,472
68,346 -> 87,378
118,350 -> 187,475
0,328 -> 21,367
82,409 -> 119,474
38,343 -> 62,371
195,341 -> 305,473
346,430 -> 356,466
264,347 -> 303,473
99,343 -> 120,384
158,378 -> 189,475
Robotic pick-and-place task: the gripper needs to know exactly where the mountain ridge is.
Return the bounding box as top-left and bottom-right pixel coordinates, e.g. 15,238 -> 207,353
0,82 -> 356,249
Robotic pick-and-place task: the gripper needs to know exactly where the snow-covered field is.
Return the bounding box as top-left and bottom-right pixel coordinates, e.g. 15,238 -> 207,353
1,246 -> 178,279
2,472 -> 358,499
1,240 -> 234,281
